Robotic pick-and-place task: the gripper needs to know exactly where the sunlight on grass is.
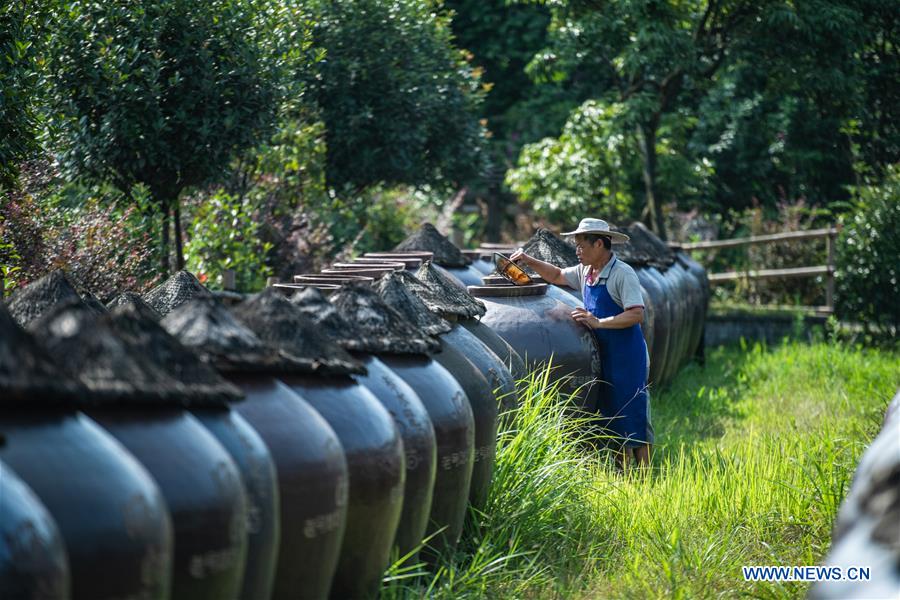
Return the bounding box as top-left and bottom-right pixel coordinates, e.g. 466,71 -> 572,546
382,341 -> 899,599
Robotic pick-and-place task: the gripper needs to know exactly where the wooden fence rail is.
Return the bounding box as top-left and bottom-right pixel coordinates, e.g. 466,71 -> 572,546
672,226 -> 839,315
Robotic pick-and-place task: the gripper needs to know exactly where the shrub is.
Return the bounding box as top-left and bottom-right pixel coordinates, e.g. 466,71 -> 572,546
0,179 -> 159,300
182,190 -> 274,292
836,167 -> 900,332
0,1 -> 40,190
41,0 -> 310,271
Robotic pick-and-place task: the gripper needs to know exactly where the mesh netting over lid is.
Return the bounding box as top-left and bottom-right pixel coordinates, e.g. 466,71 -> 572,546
0,302 -> 87,405
615,222 -> 675,270
412,261 -> 486,319
521,228 -> 579,269
374,271 -> 452,336
6,270 -> 82,327
28,300 -> 184,405
143,270 -> 211,316
162,297 -> 304,375
107,292 -> 162,322
329,283 -> 439,355
393,223 -> 470,268
233,288 -> 365,376
108,303 -> 242,406
290,287 -> 361,350
79,289 -> 109,316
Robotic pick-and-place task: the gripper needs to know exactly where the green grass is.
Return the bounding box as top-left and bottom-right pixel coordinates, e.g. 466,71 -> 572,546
382,340 -> 899,599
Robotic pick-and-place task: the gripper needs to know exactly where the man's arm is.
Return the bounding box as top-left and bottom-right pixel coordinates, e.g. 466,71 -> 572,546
572,306 -> 644,329
508,249 -> 570,286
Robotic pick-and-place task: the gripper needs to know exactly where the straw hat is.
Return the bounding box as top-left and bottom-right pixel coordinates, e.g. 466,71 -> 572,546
561,218 -> 630,243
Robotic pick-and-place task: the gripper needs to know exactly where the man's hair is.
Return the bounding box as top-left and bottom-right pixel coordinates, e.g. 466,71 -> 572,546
576,233 -> 612,250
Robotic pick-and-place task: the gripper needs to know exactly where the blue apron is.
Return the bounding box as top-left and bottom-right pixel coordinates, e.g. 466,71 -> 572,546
583,258 -> 652,447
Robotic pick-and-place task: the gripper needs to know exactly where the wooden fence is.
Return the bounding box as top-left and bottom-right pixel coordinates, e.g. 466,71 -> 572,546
673,226 -> 840,315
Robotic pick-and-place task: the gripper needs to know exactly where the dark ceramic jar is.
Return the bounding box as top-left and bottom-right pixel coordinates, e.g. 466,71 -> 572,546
0,299 -> 173,600
0,411 -> 173,600
231,290 -> 407,599
0,459 -> 70,600
277,374 -> 405,598
87,408 -> 248,600
162,298 -> 349,600
292,286 -> 472,558
469,283 -> 602,412
350,354 -> 437,556
190,409 -> 280,600
459,318 -> 527,381
634,267 -> 670,385
429,335 -> 498,508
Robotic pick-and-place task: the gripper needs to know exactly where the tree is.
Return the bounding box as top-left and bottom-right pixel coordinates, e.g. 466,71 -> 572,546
445,0 -> 585,241
307,0 -> 488,192
526,0 -> 782,239
0,1 -> 40,192
42,0 -> 308,273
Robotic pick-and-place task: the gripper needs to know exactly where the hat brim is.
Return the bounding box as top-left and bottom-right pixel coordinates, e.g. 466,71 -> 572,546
561,228 -> 630,244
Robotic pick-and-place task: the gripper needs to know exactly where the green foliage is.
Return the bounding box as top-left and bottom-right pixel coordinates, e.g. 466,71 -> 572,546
384,342 -> 898,597
307,0 -> 488,190
507,100 -> 711,226
836,166 -> 900,332
42,0 -> 304,197
0,1 -> 41,190
182,190 -> 273,292
383,365 -> 605,597
0,177 -> 160,299
506,101 -> 635,223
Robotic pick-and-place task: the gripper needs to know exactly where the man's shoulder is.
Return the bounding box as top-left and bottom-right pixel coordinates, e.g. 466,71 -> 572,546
611,257 -> 639,279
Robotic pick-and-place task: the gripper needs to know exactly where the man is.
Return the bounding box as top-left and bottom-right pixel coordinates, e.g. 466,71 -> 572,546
511,218 -> 652,469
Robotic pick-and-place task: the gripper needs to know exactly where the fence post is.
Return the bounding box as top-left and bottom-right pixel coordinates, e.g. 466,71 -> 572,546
826,227 -> 836,313
223,269 -> 236,291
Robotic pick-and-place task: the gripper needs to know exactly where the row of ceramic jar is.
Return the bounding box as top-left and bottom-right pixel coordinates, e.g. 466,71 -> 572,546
0,265 -> 522,600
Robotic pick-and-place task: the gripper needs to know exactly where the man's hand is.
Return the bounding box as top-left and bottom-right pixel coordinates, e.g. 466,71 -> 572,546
571,307 -> 600,329
509,248 -> 530,265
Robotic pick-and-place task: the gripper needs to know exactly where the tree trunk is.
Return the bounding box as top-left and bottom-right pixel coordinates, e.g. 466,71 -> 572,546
484,186 -> 504,243
636,123 -> 667,240
160,199 -> 171,275
173,198 -> 185,271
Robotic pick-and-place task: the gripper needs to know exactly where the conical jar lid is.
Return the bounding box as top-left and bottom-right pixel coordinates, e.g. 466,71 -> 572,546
290,287 -> 361,350
79,289 -> 109,316
161,296 -> 307,375
411,261 -> 486,318
6,270 -> 82,327
616,222 -> 675,270
232,288 -> 365,376
107,292 -> 162,322
521,228 -> 579,269
393,223 -> 470,267
374,271 -> 452,336
28,300 -> 183,404
108,303 -> 243,406
0,303 -> 87,405
143,270 -> 211,316
330,283 -> 439,355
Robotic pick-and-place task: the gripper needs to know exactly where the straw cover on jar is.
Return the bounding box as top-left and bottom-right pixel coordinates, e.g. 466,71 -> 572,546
412,261 -> 486,319
143,270 -> 212,316
616,222 -> 675,270
0,302 -> 87,405
232,287 -> 365,376
27,298 -> 227,406
161,296 -> 305,375
6,270 -> 83,327
519,228 -> 579,271
374,271 -> 452,336
329,283 -> 440,355
393,223 -> 470,268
